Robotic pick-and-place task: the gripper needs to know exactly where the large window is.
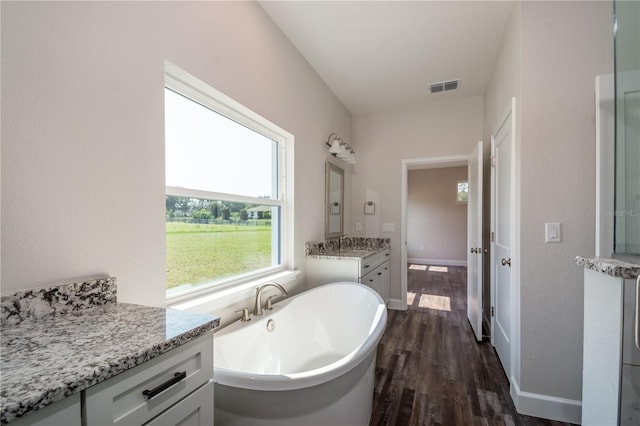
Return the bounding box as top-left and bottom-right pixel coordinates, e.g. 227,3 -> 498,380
165,65 -> 289,299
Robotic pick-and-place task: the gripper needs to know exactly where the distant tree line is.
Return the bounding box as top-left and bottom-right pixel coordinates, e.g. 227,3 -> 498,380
166,196 -> 271,222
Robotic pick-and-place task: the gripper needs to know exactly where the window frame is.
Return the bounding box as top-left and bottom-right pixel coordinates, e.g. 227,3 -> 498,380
164,62 -> 293,303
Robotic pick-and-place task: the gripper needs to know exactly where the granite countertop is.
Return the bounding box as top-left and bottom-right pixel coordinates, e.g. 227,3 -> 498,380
575,256 -> 640,279
305,236 -> 391,260
307,247 -> 389,260
0,278 -> 219,425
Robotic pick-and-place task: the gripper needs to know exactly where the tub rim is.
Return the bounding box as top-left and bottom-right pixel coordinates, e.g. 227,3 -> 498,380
213,282 -> 387,391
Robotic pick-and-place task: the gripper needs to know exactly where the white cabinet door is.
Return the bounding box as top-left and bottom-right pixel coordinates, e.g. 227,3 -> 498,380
361,268 -> 380,295
582,269 -> 624,425
380,261 -> 390,303
360,260 -> 390,304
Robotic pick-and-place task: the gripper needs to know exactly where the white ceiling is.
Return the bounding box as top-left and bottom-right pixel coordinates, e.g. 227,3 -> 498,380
259,1 -> 514,115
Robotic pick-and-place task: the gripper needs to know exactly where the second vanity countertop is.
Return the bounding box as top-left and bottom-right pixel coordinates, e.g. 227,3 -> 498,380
305,236 -> 392,260
0,279 -> 220,425
306,247 -> 389,260
575,256 -> 640,279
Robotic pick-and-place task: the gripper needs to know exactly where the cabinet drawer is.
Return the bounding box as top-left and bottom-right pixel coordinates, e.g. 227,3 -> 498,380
85,333 -> 213,426
144,380 -> 214,426
360,249 -> 390,277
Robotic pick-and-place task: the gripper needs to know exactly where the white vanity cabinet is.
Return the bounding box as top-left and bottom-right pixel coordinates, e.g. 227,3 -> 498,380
306,248 -> 390,304
9,393 -> 81,426
85,332 -> 214,426
581,267 -> 640,426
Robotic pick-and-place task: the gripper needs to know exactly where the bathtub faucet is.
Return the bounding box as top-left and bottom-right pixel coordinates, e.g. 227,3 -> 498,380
254,282 -> 288,316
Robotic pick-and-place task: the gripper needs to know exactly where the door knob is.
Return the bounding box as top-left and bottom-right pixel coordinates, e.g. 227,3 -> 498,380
501,258 -> 511,267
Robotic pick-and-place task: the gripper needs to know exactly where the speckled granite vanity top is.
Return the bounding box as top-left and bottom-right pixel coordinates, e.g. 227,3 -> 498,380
0,277 -> 219,425
575,256 -> 640,279
305,236 -> 391,260
307,248 -> 388,260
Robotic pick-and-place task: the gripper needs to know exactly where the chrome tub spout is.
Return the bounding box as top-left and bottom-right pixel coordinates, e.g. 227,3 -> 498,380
254,282 -> 288,316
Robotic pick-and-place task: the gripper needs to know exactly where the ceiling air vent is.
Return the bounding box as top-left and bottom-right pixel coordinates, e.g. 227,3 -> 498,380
429,79 -> 460,94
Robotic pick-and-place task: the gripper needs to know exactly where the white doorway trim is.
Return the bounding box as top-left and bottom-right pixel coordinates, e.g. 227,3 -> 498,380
397,154 -> 469,310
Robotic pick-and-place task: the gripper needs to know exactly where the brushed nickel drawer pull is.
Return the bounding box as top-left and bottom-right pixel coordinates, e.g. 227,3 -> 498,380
501,258 -> 511,267
143,371 -> 187,400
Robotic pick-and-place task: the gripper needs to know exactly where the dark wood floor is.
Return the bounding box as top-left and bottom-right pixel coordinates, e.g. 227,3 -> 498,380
370,265 -> 574,426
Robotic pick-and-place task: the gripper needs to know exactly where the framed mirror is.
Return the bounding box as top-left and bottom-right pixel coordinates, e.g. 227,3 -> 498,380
325,161 -> 344,239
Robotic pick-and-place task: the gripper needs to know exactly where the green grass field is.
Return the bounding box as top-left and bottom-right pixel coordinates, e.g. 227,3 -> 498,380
166,222 -> 272,289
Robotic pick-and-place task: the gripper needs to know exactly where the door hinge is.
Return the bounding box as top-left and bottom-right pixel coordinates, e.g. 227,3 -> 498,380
491,306 -> 495,317
491,232 -> 495,242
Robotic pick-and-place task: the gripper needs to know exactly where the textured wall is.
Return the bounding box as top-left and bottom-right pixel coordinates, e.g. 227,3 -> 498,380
352,96 -> 484,301
1,1 -> 351,314
407,167 -> 468,263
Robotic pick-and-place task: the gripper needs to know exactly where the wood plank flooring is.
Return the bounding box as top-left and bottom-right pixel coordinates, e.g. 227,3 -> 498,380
370,265 -> 574,426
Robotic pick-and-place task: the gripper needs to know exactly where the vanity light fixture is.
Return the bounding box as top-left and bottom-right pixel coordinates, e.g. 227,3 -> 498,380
325,133 -> 356,164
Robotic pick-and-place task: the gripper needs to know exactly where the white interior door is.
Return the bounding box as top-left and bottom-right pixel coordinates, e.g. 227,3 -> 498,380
467,141 -> 483,341
491,100 -> 515,376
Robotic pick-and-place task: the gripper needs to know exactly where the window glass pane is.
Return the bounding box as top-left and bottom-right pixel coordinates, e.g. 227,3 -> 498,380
165,88 -> 277,199
166,195 -> 279,294
457,181 -> 469,202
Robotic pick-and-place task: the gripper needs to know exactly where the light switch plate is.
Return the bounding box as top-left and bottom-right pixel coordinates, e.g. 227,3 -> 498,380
545,223 -> 561,243
382,223 -> 395,232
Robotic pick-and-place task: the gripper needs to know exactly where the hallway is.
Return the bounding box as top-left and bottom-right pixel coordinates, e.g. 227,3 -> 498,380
370,266 -> 573,426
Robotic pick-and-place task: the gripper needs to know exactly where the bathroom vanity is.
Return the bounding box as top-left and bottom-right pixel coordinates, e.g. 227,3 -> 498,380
305,237 -> 391,304
0,278 -> 219,426
577,257 -> 640,426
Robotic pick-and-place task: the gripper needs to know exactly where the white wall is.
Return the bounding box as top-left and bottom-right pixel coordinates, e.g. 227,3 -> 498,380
407,167 -> 468,264
1,1 -> 351,318
519,0 -> 613,406
483,1 -> 614,421
351,96 -> 483,301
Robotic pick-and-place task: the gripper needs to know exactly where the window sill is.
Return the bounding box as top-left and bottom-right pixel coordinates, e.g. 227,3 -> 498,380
166,270 -> 300,315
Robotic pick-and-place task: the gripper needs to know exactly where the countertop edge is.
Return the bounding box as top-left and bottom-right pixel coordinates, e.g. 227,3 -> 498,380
575,256 -> 640,279
306,247 -> 389,260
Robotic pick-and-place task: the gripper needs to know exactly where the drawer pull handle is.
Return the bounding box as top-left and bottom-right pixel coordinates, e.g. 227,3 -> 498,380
143,371 -> 187,400
364,264 -> 370,269
385,253 -> 390,256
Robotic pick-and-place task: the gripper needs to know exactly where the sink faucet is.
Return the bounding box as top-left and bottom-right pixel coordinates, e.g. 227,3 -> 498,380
254,282 -> 288,316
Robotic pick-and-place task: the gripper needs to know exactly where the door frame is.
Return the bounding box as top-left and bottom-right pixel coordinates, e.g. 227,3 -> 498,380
468,141 -> 484,341
398,154 -> 470,311
490,97 -> 520,393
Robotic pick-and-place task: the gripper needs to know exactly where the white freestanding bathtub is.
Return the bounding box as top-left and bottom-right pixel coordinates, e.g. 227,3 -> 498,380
213,282 -> 387,426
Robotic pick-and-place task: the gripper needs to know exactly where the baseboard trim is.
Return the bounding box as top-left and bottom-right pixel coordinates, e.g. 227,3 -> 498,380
387,298 -> 406,311
407,258 -> 468,267
510,376 -> 582,424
